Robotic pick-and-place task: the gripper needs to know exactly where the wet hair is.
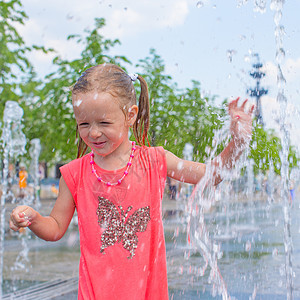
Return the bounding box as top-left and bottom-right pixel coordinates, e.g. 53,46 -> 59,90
72,64 -> 150,158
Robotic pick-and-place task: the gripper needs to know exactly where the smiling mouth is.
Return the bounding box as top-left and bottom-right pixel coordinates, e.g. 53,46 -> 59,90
92,141 -> 106,148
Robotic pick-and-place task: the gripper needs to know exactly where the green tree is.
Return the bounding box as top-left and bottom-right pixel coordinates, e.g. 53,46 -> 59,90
175,81 -> 226,162
136,48 -> 177,146
24,18 -> 131,164
250,124 -> 299,175
137,50 -> 226,162
0,0 -> 32,116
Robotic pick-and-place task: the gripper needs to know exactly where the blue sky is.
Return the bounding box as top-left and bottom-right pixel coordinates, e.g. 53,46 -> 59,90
18,0 -> 300,150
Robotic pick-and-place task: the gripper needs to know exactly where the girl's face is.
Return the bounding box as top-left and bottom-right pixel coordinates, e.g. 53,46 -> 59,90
73,92 -> 137,158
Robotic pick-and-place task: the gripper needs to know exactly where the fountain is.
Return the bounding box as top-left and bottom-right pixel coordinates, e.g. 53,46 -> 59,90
0,101 -> 27,298
29,138 -> 42,209
0,1 -> 299,299
179,1 -> 298,299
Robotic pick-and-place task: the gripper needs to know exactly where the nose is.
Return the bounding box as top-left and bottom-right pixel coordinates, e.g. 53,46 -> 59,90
89,124 -> 102,139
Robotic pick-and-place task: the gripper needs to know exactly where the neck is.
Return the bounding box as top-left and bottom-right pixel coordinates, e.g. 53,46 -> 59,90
93,141 -> 133,171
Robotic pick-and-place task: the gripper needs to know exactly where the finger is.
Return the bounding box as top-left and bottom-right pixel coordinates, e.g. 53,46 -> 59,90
228,97 -> 239,110
240,99 -> 248,110
248,104 -> 255,115
10,207 -> 31,229
9,216 -> 29,231
18,208 -> 31,222
9,221 -> 20,232
9,219 -> 19,231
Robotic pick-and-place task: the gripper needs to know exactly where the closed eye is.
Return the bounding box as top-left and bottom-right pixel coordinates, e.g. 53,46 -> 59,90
78,122 -> 89,127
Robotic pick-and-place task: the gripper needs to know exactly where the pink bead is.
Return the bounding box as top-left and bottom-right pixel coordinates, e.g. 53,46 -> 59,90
124,171 -> 128,175
106,182 -> 111,186
117,179 -> 122,184
91,152 -> 94,157
130,154 -> 134,158
90,161 -> 94,165
97,177 -> 102,182
127,162 -> 132,166
132,147 -> 136,151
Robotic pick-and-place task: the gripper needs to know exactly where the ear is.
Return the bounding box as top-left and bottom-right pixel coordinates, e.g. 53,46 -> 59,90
127,105 -> 138,126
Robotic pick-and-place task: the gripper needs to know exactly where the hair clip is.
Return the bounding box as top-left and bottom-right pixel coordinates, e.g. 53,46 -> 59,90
128,73 -> 138,82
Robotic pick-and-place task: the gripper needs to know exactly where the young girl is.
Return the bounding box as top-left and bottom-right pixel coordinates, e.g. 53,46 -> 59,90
10,64 -> 254,299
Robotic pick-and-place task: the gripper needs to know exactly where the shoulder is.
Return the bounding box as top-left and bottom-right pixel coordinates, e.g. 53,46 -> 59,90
60,154 -> 89,170
60,154 -> 90,179
139,146 -> 166,161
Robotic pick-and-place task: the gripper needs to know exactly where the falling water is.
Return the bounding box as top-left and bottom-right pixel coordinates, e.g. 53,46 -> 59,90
30,138 -> 42,209
187,119 -> 251,299
270,0 -> 294,298
0,101 -> 27,298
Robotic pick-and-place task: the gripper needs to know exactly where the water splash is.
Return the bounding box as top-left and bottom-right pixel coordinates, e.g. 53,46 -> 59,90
187,118 -> 251,299
270,0 -> 294,298
0,101 -> 27,297
196,1 -> 204,9
30,138 -> 42,209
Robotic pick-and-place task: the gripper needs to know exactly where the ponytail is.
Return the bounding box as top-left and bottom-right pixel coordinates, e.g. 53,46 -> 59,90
133,75 -> 151,147
76,125 -> 88,158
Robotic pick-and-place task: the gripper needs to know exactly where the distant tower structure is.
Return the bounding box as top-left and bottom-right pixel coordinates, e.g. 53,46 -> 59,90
247,54 -> 268,126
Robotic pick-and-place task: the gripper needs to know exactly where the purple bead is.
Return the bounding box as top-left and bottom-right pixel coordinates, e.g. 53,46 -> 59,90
117,179 -> 122,184
97,177 -> 102,182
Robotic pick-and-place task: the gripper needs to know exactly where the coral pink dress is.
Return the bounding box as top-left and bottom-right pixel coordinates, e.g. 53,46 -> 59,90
60,146 -> 168,299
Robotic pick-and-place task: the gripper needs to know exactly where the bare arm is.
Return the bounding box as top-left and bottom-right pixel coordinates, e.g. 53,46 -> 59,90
10,176 -> 75,241
166,98 -> 254,186
165,150 -> 206,184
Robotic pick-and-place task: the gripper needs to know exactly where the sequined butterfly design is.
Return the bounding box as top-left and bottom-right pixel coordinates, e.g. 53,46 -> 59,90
97,197 -> 151,259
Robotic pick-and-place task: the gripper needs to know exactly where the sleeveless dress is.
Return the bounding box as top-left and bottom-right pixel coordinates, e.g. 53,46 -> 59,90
60,146 -> 169,299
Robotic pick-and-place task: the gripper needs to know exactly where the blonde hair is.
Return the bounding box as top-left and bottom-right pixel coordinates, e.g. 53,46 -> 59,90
72,64 -> 150,158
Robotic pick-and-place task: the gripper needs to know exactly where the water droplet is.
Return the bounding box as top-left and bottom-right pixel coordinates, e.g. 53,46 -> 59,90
226,49 -> 237,62
270,0 -> 284,12
66,13 -> 74,20
196,1 -> 204,8
244,55 -> 250,62
272,248 -> 278,257
254,0 -> 267,14
245,240 -> 251,251
274,11 -> 282,25
237,0 -> 249,8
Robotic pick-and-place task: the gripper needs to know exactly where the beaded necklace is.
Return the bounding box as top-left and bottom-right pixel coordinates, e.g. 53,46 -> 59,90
90,141 -> 136,186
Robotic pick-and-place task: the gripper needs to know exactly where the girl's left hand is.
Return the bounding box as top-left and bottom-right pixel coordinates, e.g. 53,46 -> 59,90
228,97 -> 255,146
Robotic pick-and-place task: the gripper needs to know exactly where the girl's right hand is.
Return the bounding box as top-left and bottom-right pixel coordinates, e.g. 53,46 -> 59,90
9,205 -> 36,232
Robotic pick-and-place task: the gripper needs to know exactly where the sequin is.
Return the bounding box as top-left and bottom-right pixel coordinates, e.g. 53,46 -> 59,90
97,197 -> 151,259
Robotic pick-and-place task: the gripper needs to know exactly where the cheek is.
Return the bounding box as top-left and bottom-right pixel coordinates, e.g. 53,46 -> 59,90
78,128 -> 89,138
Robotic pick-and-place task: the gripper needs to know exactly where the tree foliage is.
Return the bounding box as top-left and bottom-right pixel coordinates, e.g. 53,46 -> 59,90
250,124 -> 299,175
1,7 -> 298,174
137,50 -> 226,161
0,0 -> 31,116
23,18 -> 131,164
